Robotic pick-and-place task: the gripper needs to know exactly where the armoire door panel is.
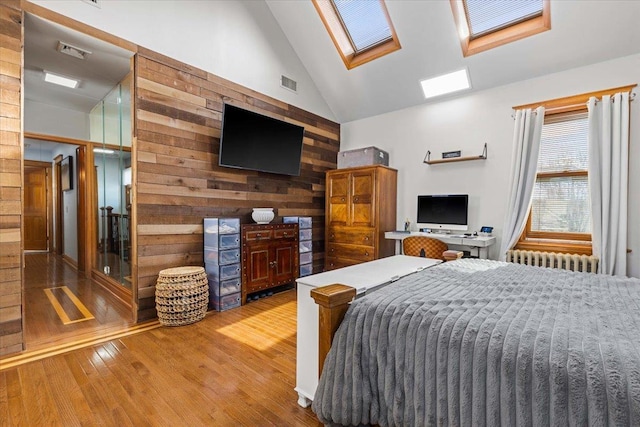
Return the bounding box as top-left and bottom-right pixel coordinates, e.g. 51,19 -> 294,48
350,171 -> 375,227
327,172 -> 349,226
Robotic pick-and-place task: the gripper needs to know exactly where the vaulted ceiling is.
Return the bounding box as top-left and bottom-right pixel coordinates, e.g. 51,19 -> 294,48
23,1 -> 640,125
266,0 -> 640,123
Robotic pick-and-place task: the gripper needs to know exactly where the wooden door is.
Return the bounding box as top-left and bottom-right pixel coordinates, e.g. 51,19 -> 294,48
272,240 -> 296,285
350,169 -> 375,227
326,171 -> 349,227
24,161 -> 51,250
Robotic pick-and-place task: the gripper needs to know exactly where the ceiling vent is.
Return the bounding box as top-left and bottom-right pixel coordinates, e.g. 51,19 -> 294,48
57,41 -> 92,60
280,75 -> 297,93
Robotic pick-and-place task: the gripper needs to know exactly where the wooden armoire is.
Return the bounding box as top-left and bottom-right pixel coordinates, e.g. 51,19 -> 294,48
325,165 -> 397,270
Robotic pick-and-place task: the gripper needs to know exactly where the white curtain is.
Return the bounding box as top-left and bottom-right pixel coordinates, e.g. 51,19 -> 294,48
588,92 -> 630,275
499,106 -> 545,261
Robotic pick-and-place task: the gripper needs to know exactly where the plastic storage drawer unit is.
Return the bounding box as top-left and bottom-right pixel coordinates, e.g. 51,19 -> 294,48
211,293 -> 241,311
204,217 -> 242,311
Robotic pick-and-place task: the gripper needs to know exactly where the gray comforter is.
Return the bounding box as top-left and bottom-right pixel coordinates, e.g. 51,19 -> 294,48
312,259 -> 640,426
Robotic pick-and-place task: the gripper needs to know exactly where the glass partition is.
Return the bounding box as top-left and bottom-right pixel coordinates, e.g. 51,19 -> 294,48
90,73 -> 132,290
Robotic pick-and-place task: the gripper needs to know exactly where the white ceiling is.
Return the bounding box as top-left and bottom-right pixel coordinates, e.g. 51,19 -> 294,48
24,13 -> 132,114
23,2 -> 640,124
266,0 -> 640,123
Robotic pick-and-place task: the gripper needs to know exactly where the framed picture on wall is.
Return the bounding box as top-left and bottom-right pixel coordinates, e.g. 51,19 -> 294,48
61,156 -> 73,191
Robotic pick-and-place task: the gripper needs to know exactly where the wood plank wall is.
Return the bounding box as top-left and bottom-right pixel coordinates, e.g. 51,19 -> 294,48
0,0 -> 24,356
134,48 -> 340,321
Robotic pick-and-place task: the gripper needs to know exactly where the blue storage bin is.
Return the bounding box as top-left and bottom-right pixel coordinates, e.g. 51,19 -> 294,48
206,262 -> 240,281
209,277 -> 241,297
300,263 -> 313,277
283,216 -> 312,229
204,247 -> 240,265
299,229 -> 312,241
300,251 -> 313,265
210,292 -> 241,311
299,240 -> 312,253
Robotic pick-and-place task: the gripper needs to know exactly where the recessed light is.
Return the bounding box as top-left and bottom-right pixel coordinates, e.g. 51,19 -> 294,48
94,148 -> 115,154
420,69 -> 471,99
44,71 -> 79,89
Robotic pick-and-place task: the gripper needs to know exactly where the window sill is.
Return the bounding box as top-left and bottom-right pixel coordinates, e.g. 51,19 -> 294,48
515,239 -> 592,256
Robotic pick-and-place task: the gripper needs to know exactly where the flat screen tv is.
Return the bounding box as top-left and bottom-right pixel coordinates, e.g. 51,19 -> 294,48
417,194 -> 468,232
218,104 -> 305,176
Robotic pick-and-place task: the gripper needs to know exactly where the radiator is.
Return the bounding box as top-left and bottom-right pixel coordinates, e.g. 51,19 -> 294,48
506,250 -> 598,273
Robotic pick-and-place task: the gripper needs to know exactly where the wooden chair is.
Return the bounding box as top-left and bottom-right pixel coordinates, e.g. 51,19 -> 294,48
402,236 -> 449,260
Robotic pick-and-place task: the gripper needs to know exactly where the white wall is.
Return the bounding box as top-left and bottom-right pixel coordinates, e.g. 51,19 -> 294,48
24,100 -> 89,140
31,0 -> 336,121
341,53 -> 640,278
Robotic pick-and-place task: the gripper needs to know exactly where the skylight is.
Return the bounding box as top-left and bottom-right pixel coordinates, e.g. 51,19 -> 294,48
313,0 -> 401,69
465,0 -> 543,37
332,0 -> 392,52
450,0 -> 551,57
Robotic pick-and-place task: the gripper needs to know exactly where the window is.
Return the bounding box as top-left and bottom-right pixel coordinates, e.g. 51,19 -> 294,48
514,84 -> 635,255
527,112 -> 591,240
450,0 -> 551,57
312,0 -> 401,69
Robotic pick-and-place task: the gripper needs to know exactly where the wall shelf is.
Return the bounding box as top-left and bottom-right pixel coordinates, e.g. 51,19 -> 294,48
424,143 -> 487,165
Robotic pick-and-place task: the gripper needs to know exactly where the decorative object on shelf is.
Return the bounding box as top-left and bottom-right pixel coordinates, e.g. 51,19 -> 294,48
424,143 -> 487,165
404,218 -> 410,231
442,150 -> 461,159
155,266 -> 209,326
251,207 -> 275,224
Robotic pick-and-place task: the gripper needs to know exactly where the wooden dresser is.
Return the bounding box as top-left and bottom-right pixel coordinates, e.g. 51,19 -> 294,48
325,165 -> 397,270
241,223 -> 299,303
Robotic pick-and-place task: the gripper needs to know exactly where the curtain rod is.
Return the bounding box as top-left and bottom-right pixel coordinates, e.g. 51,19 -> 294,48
512,84 -> 637,112
510,92 -> 636,119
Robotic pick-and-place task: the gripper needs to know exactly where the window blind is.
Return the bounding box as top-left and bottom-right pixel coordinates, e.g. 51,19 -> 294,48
537,113 -> 588,173
531,176 -> 590,233
332,0 -> 392,52
531,112 -> 590,234
465,0 -> 543,37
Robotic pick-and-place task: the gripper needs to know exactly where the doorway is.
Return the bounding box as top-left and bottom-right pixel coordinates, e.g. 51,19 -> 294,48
24,160 -> 52,251
22,11 -> 136,350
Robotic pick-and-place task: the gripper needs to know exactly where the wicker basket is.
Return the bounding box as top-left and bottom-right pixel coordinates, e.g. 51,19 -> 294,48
155,266 -> 209,326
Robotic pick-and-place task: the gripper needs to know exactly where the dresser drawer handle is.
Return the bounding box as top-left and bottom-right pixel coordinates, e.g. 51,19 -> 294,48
354,197 -> 359,202
330,234 -> 335,239
365,251 -> 369,256
256,233 -> 261,237
364,236 -> 369,241
341,197 -> 345,202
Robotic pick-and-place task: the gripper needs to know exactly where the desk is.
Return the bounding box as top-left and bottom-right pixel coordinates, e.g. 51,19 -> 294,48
295,255 -> 441,407
385,231 -> 496,259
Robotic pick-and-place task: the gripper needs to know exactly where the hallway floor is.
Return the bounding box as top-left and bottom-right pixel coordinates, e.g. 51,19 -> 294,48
23,253 -> 133,351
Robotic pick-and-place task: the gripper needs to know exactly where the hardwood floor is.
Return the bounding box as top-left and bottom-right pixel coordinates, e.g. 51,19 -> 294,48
23,253 -> 134,351
0,289 -> 322,426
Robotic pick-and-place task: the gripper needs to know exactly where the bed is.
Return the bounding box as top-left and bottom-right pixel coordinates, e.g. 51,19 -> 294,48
311,258 -> 640,426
